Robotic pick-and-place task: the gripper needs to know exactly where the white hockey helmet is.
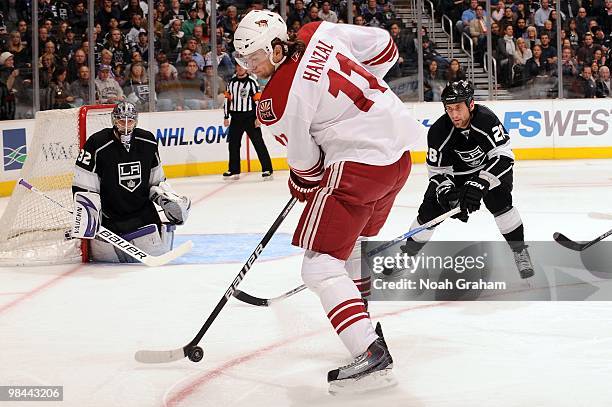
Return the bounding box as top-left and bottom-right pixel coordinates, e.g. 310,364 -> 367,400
233,10 -> 288,68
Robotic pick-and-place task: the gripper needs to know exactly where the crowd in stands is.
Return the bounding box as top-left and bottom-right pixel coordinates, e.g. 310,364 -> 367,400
0,0 -> 609,120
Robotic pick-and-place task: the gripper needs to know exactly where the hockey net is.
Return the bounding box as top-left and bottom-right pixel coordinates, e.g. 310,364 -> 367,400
0,105 -> 115,265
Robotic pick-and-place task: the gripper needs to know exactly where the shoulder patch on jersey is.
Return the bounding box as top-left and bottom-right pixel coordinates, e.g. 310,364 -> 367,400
297,21 -> 323,46
258,98 -> 277,123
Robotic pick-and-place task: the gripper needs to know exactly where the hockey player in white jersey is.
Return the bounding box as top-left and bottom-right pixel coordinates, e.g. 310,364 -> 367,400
72,102 -> 191,263
234,11 -> 423,391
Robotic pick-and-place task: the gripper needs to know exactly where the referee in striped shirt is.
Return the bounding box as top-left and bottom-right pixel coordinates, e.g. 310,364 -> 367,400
223,64 -> 273,180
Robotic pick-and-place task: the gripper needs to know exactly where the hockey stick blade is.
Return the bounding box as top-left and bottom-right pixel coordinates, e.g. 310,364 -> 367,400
18,178 -> 193,266
135,197 -> 298,363
554,229 -> 612,252
233,284 -> 308,307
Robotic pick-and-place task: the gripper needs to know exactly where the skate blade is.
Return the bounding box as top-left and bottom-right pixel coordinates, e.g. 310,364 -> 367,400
328,368 -> 397,395
262,175 -> 274,181
223,175 -> 240,181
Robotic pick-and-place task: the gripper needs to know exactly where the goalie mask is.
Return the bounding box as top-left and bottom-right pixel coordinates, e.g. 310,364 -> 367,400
112,102 -> 138,151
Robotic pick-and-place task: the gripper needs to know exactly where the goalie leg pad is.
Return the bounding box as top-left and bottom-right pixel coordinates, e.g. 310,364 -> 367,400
89,224 -> 174,263
72,191 -> 101,239
150,181 -> 191,225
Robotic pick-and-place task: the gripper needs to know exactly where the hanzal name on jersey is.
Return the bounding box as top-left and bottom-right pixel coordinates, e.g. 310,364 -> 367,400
302,40 -> 334,83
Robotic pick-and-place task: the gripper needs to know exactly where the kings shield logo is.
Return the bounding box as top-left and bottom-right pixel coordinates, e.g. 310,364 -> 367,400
258,98 -> 276,123
2,128 -> 27,171
118,161 -> 142,192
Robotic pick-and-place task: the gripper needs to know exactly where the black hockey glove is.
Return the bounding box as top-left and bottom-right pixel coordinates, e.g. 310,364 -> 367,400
435,182 -> 460,211
460,177 -> 490,213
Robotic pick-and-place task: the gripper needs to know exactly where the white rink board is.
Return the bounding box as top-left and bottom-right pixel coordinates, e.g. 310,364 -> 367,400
1,99 -> 611,185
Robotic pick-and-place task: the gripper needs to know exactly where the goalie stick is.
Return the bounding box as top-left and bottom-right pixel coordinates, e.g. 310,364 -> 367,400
18,178 -> 193,267
553,228 -> 612,252
134,197 -> 298,363
233,207 -> 461,307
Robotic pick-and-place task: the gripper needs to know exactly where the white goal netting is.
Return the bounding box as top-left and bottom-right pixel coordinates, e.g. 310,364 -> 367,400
0,106 -> 114,265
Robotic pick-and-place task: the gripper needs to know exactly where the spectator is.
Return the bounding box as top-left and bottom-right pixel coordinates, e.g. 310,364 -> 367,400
561,46 -> 578,78
179,60 -> 206,110
576,8 -> 589,36
113,65 -> 126,87
424,60 -> 444,101
571,65 -> 597,97
183,5 -> 205,38
539,32 -> 557,65
501,7 -> 517,30
166,0 -> 188,23
43,66 -> 74,110
319,1 -> 339,23
96,0 -> 121,35
602,0 -> 612,34
176,48 -> 195,75
515,18 -> 528,39
354,15 -> 366,25
596,65 -> 611,97
38,27 -> 52,56
542,19 -> 556,42
67,48 -> 87,83
287,0 -> 307,28
457,0 -> 479,34
69,65 -> 91,106
566,19 -> 580,49
123,62 -> 150,111
576,33 -> 600,66
304,6 -> 323,24
202,62 -> 226,109
190,25 -> 210,55
133,31 -> 150,62
525,44 -> 550,80
593,48 -> 606,67
95,64 -> 125,103
446,58 -> 466,81
492,1 -> 505,23
514,2 -> 528,22
7,31 -> 31,69
0,52 -> 16,120
105,28 -> 131,67
534,0 -> 552,28
422,35 -> 449,70
513,37 -> 532,85
526,25 -> 539,49
205,40 -> 235,82
17,20 -> 31,48
39,53 -> 56,88
121,0 -> 146,23
390,22 -> 416,72
361,0 -> 385,27
125,14 -> 145,46
156,1 -> 170,25
469,5 -> 488,45
193,0 -> 208,21
58,28 -> 79,62
70,1 -> 88,37
498,25 -> 517,86
183,38 -> 206,70
221,6 -> 240,36
165,19 -> 185,58
155,59 -> 183,111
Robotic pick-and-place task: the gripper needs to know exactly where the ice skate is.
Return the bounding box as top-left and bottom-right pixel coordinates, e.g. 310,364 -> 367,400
261,171 -> 273,181
222,171 -> 240,181
513,245 -> 534,279
327,332 -> 396,394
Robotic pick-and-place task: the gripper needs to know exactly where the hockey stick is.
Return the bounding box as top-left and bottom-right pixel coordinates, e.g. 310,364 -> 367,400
233,206 -> 462,307
18,178 -> 193,267
553,228 -> 612,252
134,197 -> 298,363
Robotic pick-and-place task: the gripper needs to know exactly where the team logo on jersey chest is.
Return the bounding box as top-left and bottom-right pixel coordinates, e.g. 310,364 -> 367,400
118,161 -> 142,192
455,146 -> 486,168
258,98 -> 277,123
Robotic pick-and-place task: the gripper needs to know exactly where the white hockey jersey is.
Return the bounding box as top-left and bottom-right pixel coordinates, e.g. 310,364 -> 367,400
256,21 -> 423,182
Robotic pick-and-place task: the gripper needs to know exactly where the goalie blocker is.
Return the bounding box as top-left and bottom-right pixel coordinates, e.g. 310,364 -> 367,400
72,102 -> 191,263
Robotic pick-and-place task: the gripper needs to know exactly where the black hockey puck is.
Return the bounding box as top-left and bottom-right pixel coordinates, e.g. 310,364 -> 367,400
187,346 -> 204,362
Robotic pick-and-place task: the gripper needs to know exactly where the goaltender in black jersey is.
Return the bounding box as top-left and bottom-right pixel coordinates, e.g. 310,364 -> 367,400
71,102 -> 191,263
401,80 -> 534,279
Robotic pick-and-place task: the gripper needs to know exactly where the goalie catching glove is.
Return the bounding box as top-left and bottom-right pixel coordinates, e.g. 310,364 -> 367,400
149,181 -> 191,225
71,191 -> 101,239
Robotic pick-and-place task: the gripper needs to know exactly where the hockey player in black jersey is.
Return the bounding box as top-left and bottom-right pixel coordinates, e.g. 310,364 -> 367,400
402,81 -> 534,278
71,102 -> 191,262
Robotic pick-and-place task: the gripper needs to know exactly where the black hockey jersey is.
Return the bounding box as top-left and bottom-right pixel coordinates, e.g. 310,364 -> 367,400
426,104 -> 514,188
72,128 -> 166,234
